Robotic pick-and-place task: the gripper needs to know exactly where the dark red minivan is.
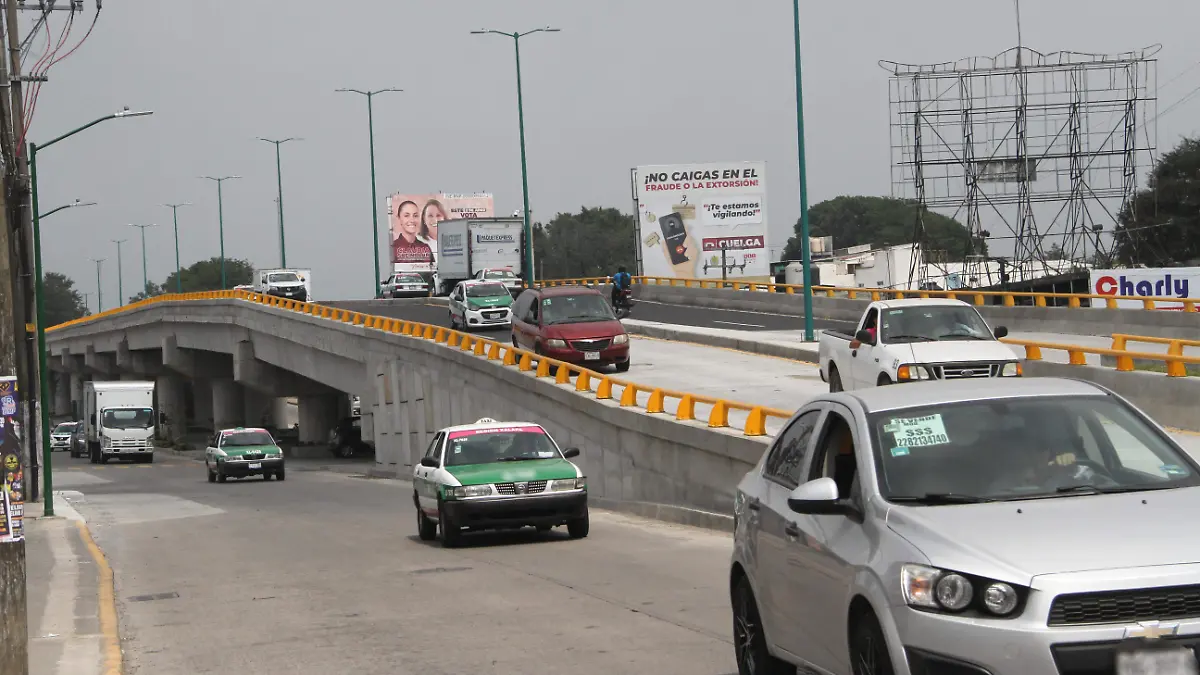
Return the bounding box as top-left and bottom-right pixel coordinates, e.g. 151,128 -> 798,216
510,286 -> 631,372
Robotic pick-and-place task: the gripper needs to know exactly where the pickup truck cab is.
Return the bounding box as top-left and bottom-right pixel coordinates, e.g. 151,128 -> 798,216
818,298 -> 1020,391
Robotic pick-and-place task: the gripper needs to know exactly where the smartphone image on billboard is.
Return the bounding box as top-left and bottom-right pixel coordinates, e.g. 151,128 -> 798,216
659,212 -> 690,265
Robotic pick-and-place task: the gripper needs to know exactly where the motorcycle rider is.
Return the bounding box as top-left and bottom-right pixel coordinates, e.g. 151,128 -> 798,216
611,266 -> 632,309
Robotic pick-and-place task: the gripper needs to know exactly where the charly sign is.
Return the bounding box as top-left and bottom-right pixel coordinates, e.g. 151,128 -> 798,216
0,376 -> 22,543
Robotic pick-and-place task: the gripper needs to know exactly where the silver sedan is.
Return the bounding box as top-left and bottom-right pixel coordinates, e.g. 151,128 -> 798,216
730,376 -> 1200,675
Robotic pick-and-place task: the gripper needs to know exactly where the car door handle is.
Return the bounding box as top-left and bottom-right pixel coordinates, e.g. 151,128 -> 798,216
784,523 -> 801,538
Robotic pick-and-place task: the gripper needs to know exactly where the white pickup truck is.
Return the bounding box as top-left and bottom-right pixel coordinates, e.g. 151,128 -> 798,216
818,298 -> 1022,391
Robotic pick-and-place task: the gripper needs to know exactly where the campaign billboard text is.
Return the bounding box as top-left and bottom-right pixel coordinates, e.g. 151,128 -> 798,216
633,162 -> 769,279
1089,267 -> 1199,309
387,192 -> 494,273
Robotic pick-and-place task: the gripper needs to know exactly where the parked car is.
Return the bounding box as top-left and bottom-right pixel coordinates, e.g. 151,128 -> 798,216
329,416 -> 370,458
412,417 -> 587,547
818,298 -> 1019,391
69,425 -> 88,458
51,421 -> 79,452
510,286 -> 630,372
448,280 -> 514,331
472,267 -> 523,296
729,376 -> 1200,675
380,272 -> 430,298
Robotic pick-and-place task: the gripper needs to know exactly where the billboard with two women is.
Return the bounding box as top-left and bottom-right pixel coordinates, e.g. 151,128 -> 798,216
387,192 -> 495,274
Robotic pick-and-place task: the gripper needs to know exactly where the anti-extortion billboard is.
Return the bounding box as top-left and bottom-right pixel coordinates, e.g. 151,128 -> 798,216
633,162 -> 769,280
387,192 -> 495,273
1089,267 -> 1199,309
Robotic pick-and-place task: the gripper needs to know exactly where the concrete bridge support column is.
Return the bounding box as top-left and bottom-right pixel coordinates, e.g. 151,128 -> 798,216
274,398 -> 296,431
212,379 -> 245,430
155,375 -> 186,442
243,389 -> 273,430
298,395 -> 338,445
53,372 -> 71,417
404,368 -> 431,468
191,380 -> 214,430
70,375 -> 84,420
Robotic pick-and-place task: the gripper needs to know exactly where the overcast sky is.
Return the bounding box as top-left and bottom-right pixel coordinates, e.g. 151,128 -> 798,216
26,0 -> 1200,304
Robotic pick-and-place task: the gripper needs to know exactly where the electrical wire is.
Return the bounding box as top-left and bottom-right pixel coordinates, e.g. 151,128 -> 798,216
45,6 -> 97,69
16,9 -> 77,154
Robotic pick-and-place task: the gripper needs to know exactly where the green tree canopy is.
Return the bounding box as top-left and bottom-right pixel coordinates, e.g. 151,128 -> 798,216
144,257 -> 256,295
532,207 -> 636,279
45,272 -> 89,327
782,195 -> 984,261
1113,137 -> 1200,266
128,281 -> 165,304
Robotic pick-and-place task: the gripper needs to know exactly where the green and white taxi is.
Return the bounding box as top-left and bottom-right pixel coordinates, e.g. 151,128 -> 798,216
205,427 -> 286,483
447,280 -> 514,331
412,418 -> 588,547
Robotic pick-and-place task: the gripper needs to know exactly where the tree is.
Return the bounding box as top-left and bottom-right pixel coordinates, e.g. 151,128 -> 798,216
532,207 -> 636,279
1113,137 -> 1200,266
158,257 -> 255,293
128,282 -> 165,304
44,272 -> 89,327
782,196 -> 984,261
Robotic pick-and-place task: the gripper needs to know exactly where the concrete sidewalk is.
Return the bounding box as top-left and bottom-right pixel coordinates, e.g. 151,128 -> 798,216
25,494 -> 117,675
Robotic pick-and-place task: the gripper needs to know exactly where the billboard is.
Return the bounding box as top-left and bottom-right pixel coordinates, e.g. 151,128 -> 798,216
1090,267 -> 1199,309
633,162 -> 769,280
386,192 -> 495,273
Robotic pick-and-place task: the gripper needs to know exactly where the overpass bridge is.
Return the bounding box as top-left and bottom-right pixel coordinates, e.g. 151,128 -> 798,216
45,284 -> 1200,525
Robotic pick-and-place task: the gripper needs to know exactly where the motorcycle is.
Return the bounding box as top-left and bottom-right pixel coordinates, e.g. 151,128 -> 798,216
612,287 -> 634,318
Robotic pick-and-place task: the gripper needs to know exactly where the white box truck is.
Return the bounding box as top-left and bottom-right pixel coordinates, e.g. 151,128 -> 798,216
433,218 -> 524,295
255,268 -> 312,302
84,380 -> 158,464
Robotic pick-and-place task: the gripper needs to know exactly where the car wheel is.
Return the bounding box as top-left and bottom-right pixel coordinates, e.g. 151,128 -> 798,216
849,610 -> 896,675
337,443 -> 355,459
877,374 -> 893,387
448,311 -> 457,329
276,468 -> 286,481
438,501 -> 462,548
535,524 -> 552,533
732,576 -> 793,675
207,464 -> 216,483
829,366 -> 844,393
615,360 -> 631,373
263,472 -> 272,481
417,505 -> 437,541
216,468 -> 227,483
567,511 -> 589,539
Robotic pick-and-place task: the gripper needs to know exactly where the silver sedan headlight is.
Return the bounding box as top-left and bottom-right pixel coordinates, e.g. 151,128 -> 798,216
901,564 -> 1025,617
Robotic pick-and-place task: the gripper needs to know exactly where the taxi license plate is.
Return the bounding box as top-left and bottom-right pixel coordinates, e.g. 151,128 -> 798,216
249,463 -> 262,470
584,352 -> 600,361
1117,647 -> 1199,675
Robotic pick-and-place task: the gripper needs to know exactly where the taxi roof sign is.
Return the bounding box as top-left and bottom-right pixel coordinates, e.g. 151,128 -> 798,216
475,417 -> 497,424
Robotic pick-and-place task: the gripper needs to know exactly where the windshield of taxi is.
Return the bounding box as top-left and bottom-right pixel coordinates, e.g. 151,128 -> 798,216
869,396 -> 1200,502
444,429 -> 560,466
541,293 -> 615,325
880,305 -> 993,343
53,422 -> 77,434
221,431 -> 275,447
466,283 -> 510,298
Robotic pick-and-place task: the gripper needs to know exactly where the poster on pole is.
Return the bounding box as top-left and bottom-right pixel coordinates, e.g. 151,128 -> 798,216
386,192 -> 495,275
632,161 -> 770,281
0,376 -> 23,543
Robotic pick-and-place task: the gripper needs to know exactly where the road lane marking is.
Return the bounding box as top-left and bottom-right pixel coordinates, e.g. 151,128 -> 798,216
713,320 -> 766,328
76,520 -> 122,675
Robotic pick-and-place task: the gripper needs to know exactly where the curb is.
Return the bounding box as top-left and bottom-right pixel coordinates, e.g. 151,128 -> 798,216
623,322 -> 819,364
590,497 -> 733,533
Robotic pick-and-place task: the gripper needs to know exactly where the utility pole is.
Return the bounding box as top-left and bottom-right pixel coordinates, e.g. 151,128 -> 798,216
130,224 -> 157,296
91,258 -> 106,312
335,88 -> 402,296
201,176 -> 241,290
163,203 -> 191,293
258,137 -> 301,268
112,239 -> 127,306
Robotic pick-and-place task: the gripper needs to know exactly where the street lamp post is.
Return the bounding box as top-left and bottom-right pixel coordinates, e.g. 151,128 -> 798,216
130,224 -> 158,296
335,88 -> 402,297
29,107 -> 152,517
162,203 -> 191,293
791,0 -> 815,341
201,176 -> 241,289
470,27 -> 559,288
90,258 -> 106,312
111,238 -> 127,306
258,137 -> 302,268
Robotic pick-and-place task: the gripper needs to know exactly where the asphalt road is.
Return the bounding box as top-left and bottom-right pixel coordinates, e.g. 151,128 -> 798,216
50,451 -> 738,675
339,298 -> 853,333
